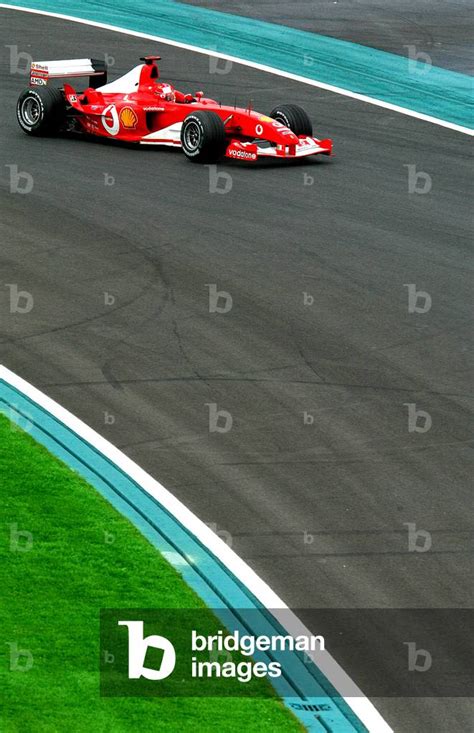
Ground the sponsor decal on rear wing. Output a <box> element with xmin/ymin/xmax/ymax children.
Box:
<box><xmin>30</xmin><ymin>59</ymin><xmax>107</xmax><ymax>88</ymax></box>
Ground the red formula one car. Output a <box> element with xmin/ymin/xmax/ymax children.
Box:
<box><xmin>16</xmin><ymin>55</ymin><xmax>332</xmax><ymax>163</ymax></box>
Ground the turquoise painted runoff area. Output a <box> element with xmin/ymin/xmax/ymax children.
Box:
<box><xmin>0</xmin><ymin>379</ymin><xmax>369</xmax><ymax>733</ymax></box>
<box><xmin>3</xmin><ymin>0</ymin><xmax>473</xmax><ymax>129</ymax></box>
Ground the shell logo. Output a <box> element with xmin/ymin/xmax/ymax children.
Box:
<box><xmin>119</xmin><ymin>106</ymin><xmax>138</xmax><ymax>129</ymax></box>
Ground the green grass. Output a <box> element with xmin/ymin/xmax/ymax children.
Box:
<box><xmin>0</xmin><ymin>413</ymin><xmax>302</xmax><ymax>732</ymax></box>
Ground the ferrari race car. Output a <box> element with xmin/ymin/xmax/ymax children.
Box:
<box><xmin>16</xmin><ymin>55</ymin><xmax>333</xmax><ymax>163</ymax></box>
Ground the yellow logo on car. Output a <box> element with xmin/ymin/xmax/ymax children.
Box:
<box><xmin>120</xmin><ymin>107</ymin><xmax>138</xmax><ymax>129</ymax></box>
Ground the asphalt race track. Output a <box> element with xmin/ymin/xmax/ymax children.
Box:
<box><xmin>184</xmin><ymin>0</ymin><xmax>474</xmax><ymax>73</ymax></box>
<box><xmin>1</xmin><ymin>8</ymin><xmax>472</xmax><ymax>733</ymax></box>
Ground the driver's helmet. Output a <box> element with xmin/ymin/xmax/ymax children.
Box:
<box><xmin>155</xmin><ymin>83</ymin><xmax>176</xmax><ymax>102</ymax></box>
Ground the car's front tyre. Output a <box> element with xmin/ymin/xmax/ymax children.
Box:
<box><xmin>269</xmin><ymin>104</ymin><xmax>313</xmax><ymax>137</ymax></box>
<box><xmin>180</xmin><ymin>111</ymin><xmax>227</xmax><ymax>163</ymax></box>
<box><xmin>17</xmin><ymin>87</ymin><xmax>66</xmax><ymax>136</ymax></box>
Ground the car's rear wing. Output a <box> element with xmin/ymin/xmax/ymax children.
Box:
<box><xmin>30</xmin><ymin>58</ymin><xmax>107</xmax><ymax>89</ymax></box>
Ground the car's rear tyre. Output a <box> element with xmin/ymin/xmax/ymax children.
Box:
<box><xmin>17</xmin><ymin>87</ymin><xmax>66</xmax><ymax>136</ymax></box>
<box><xmin>269</xmin><ymin>104</ymin><xmax>313</xmax><ymax>137</ymax></box>
<box><xmin>180</xmin><ymin>111</ymin><xmax>227</xmax><ymax>163</ymax></box>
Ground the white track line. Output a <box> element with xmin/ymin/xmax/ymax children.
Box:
<box><xmin>0</xmin><ymin>365</ymin><xmax>393</xmax><ymax>732</ymax></box>
<box><xmin>1</xmin><ymin>3</ymin><xmax>472</xmax><ymax>136</ymax></box>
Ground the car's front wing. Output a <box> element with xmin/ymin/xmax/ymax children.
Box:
<box><xmin>225</xmin><ymin>136</ymin><xmax>333</xmax><ymax>162</ymax></box>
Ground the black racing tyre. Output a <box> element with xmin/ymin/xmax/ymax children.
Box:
<box><xmin>180</xmin><ymin>111</ymin><xmax>227</xmax><ymax>163</ymax></box>
<box><xmin>269</xmin><ymin>104</ymin><xmax>313</xmax><ymax>137</ymax></box>
<box><xmin>16</xmin><ymin>87</ymin><xmax>66</xmax><ymax>136</ymax></box>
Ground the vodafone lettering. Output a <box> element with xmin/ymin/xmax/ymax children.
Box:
<box><xmin>228</xmin><ymin>149</ymin><xmax>257</xmax><ymax>161</ymax></box>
